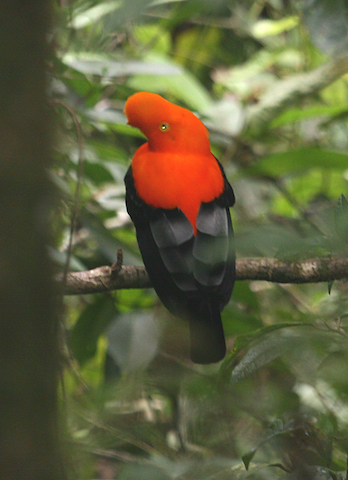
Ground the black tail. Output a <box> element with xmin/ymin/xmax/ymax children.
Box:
<box><xmin>188</xmin><ymin>297</ymin><xmax>226</xmax><ymax>364</ymax></box>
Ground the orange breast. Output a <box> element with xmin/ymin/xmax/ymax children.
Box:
<box><xmin>132</xmin><ymin>144</ymin><xmax>224</xmax><ymax>233</ymax></box>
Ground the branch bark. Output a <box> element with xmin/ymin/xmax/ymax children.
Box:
<box><xmin>59</xmin><ymin>256</ymin><xmax>348</xmax><ymax>295</ymax></box>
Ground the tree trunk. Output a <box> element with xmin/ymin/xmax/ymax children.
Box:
<box><xmin>0</xmin><ymin>2</ymin><xmax>65</xmax><ymax>479</ymax></box>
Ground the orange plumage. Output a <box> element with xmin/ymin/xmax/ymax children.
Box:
<box><xmin>125</xmin><ymin>92</ymin><xmax>224</xmax><ymax>232</ymax></box>
<box><xmin>124</xmin><ymin>92</ymin><xmax>235</xmax><ymax>364</ymax></box>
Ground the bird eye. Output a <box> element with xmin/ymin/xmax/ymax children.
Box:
<box><xmin>159</xmin><ymin>122</ymin><xmax>170</xmax><ymax>132</ymax></box>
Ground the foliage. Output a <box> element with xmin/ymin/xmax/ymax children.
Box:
<box><xmin>52</xmin><ymin>0</ymin><xmax>348</xmax><ymax>478</ymax></box>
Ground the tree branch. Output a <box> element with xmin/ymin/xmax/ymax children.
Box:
<box><xmin>246</xmin><ymin>52</ymin><xmax>348</xmax><ymax>136</ymax></box>
<box><xmin>59</xmin><ymin>256</ymin><xmax>348</xmax><ymax>295</ymax></box>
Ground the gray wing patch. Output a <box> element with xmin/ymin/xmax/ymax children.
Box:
<box><xmin>150</xmin><ymin>204</ymin><xmax>231</xmax><ymax>291</ymax></box>
<box><xmin>193</xmin><ymin>203</ymin><xmax>229</xmax><ymax>287</ymax></box>
<box><xmin>196</xmin><ymin>202</ymin><xmax>228</xmax><ymax>236</ymax></box>
<box><xmin>150</xmin><ymin>210</ymin><xmax>193</xmax><ymax>247</ymax></box>
<box><xmin>150</xmin><ymin>210</ymin><xmax>196</xmax><ymax>291</ymax></box>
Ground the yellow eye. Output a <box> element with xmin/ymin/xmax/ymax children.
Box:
<box><xmin>159</xmin><ymin>122</ymin><xmax>170</xmax><ymax>132</ymax></box>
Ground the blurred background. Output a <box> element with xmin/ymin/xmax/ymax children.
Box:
<box><xmin>52</xmin><ymin>1</ymin><xmax>348</xmax><ymax>478</ymax></box>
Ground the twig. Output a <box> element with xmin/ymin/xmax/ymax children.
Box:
<box><xmin>52</xmin><ymin>99</ymin><xmax>84</xmax><ymax>288</ymax></box>
<box><xmin>270</xmin><ymin>178</ymin><xmax>325</xmax><ymax>235</ymax></box>
<box><xmin>246</xmin><ymin>52</ymin><xmax>348</xmax><ymax>136</ymax></box>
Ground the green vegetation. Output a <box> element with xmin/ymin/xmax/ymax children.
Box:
<box><xmin>52</xmin><ymin>1</ymin><xmax>348</xmax><ymax>478</ymax></box>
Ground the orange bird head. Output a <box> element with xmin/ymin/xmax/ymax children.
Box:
<box><xmin>124</xmin><ymin>92</ymin><xmax>211</xmax><ymax>154</ymax></box>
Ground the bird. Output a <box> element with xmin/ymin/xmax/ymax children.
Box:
<box><xmin>124</xmin><ymin>91</ymin><xmax>235</xmax><ymax>364</ymax></box>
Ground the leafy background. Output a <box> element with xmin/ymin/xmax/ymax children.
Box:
<box><xmin>52</xmin><ymin>0</ymin><xmax>348</xmax><ymax>478</ymax></box>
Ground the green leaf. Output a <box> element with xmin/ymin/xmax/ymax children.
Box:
<box><xmin>83</xmin><ymin>162</ymin><xmax>114</xmax><ymax>185</ymax></box>
<box><xmin>236</xmin><ymin>224</ymin><xmax>327</xmax><ymax>258</ymax></box>
<box><xmin>271</xmin><ymin>104</ymin><xmax>348</xmax><ymax>128</ymax></box>
<box><xmin>62</xmin><ymin>53</ymin><xmax>181</xmax><ymax>78</ymax></box>
<box><xmin>103</xmin><ymin>0</ymin><xmax>155</xmax><ymax>30</ymax></box>
<box><xmin>328</xmin><ymin>280</ymin><xmax>334</xmax><ymax>294</ymax></box>
<box><xmin>242</xmin><ymin>419</ymin><xmax>306</xmax><ymax>470</ymax></box>
<box><xmin>241</xmin><ymin>449</ymin><xmax>256</xmax><ymax>470</ymax></box>
<box><xmin>271</xmin><ymin>169</ymin><xmax>346</xmax><ymax>220</ymax></box>
<box><xmin>213</xmin><ymin>49</ymin><xmax>278</xmax><ymax>97</ymax></box>
<box><xmin>334</xmin><ymin>194</ymin><xmax>348</xmax><ymax>242</ymax></box>
<box><xmin>133</xmin><ymin>24</ymin><xmax>172</xmax><ymax>54</ymax></box>
<box><xmin>88</xmin><ymin>139</ymin><xmax>128</xmax><ymax>164</ymax></box>
<box><xmin>69</xmin><ymin>1</ymin><xmax>121</xmax><ymax>29</ymax></box>
<box><xmin>218</xmin><ymin>323</ymin><xmax>308</xmax><ymax>386</ymax></box>
<box><xmin>81</xmin><ymin>211</ymin><xmax>140</xmax><ymax>266</ymax></box>
<box><xmin>70</xmin><ymin>295</ymin><xmax>116</xmax><ymax>365</ymax></box>
<box><xmin>247</xmin><ymin>148</ymin><xmax>348</xmax><ymax>177</ymax></box>
<box><xmin>252</xmin><ymin>16</ymin><xmax>299</xmax><ymax>39</ymax></box>
<box><xmin>106</xmin><ymin>312</ymin><xmax>160</xmax><ymax>374</ymax></box>
<box><xmin>48</xmin><ymin>246</ymin><xmax>86</xmax><ymax>272</ymax></box>
<box><xmin>229</xmin><ymin>330</ymin><xmax>303</xmax><ymax>385</ymax></box>
<box><xmin>174</xmin><ymin>27</ymin><xmax>221</xmax><ymax>73</ymax></box>
<box><xmin>127</xmin><ymin>53</ymin><xmax>213</xmax><ymax>111</ymax></box>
